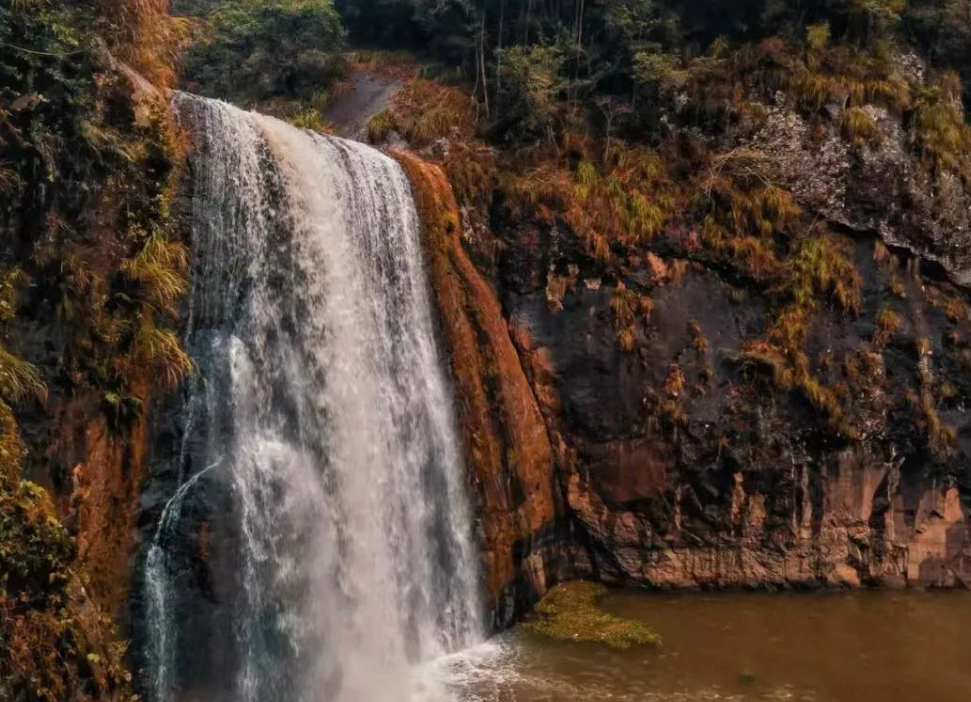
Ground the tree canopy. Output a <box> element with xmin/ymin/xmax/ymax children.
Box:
<box><xmin>182</xmin><ymin>0</ymin><xmax>347</xmax><ymax>102</ymax></box>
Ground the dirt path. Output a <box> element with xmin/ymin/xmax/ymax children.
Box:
<box><xmin>323</xmin><ymin>69</ymin><xmax>403</xmax><ymax>140</ymax></box>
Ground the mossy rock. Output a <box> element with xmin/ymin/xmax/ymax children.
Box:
<box><xmin>523</xmin><ymin>581</ymin><xmax>662</xmax><ymax>650</ymax></box>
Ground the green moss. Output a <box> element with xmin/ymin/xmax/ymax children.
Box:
<box><xmin>523</xmin><ymin>582</ymin><xmax>662</xmax><ymax>649</ymax></box>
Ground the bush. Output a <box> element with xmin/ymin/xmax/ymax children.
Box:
<box><xmin>497</xmin><ymin>44</ymin><xmax>565</xmax><ymax>142</ymax></box>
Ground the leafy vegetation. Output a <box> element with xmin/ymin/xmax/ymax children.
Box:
<box><xmin>180</xmin><ymin>0</ymin><xmax>348</xmax><ymax>105</ymax></box>
<box><xmin>2</xmin><ymin>0</ymin><xmax>191</xmax><ymax>418</ymax></box>
<box><xmin>1</xmin><ymin>0</ymin><xmax>190</xmax><ymax>697</ymax></box>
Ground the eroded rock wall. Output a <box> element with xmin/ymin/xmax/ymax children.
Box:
<box><xmin>392</xmin><ymin>152</ymin><xmax>579</xmax><ymax>625</ymax></box>
<box><xmin>392</xmin><ymin>130</ymin><xmax>971</xmax><ymax>629</ymax></box>
<box><xmin>497</xmin><ymin>212</ymin><xmax>971</xmax><ymax>597</ymax></box>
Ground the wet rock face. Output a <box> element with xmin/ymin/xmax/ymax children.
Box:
<box><xmin>341</xmin><ymin>63</ymin><xmax>971</xmax><ymax>619</ymax></box>
<box><xmin>392</xmin><ymin>153</ymin><xmax>579</xmax><ymax>628</ymax></box>
<box><xmin>389</xmin><ymin>154</ymin><xmax>971</xmax><ymax>618</ymax></box>
<box><xmin>494</xmin><ymin>215</ymin><xmax>971</xmax><ymax>596</ymax></box>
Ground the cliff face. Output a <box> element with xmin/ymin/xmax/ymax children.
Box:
<box><xmin>485</xmin><ymin>54</ymin><xmax>971</xmax><ymax>595</ymax></box>
<box><xmin>1</xmin><ymin>2</ymin><xmax>186</xmax><ymax>697</ymax></box>
<box><xmin>503</xmin><ymin>243</ymin><xmax>971</xmax><ymax>589</ymax></box>
<box><xmin>392</xmin><ymin>152</ymin><xmax>579</xmax><ymax>626</ymax></box>
<box><xmin>366</xmin><ymin>46</ymin><xmax>971</xmax><ymax>619</ymax></box>
<box><xmin>482</xmin><ymin>204</ymin><xmax>971</xmax><ymax>600</ymax></box>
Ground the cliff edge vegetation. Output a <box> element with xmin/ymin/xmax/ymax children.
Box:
<box><xmin>1</xmin><ymin>0</ymin><xmax>189</xmax><ymax>698</ymax></box>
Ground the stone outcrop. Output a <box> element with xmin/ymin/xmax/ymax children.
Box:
<box><xmin>566</xmin><ymin>449</ymin><xmax>970</xmax><ymax>589</ymax></box>
<box><xmin>741</xmin><ymin>80</ymin><xmax>971</xmax><ymax>286</ymax></box>
<box><xmin>322</xmin><ymin>69</ymin><xmax>403</xmax><ymax>141</ymax></box>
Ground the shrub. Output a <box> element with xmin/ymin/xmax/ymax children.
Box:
<box><xmin>497</xmin><ymin>44</ymin><xmax>565</xmax><ymax>142</ymax></box>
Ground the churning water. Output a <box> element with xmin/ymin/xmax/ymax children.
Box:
<box><xmin>142</xmin><ymin>93</ymin><xmax>482</xmax><ymax>702</ymax></box>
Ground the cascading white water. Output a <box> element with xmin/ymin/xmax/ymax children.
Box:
<box><xmin>142</xmin><ymin>93</ymin><xmax>482</xmax><ymax>702</ymax></box>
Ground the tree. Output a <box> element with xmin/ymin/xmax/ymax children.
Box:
<box><xmin>907</xmin><ymin>0</ymin><xmax>971</xmax><ymax>109</ymax></box>
<box><xmin>843</xmin><ymin>0</ymin><xmax>907</xmax><ymax>43</ymax></box>
<box><xmin>595</xmin><ymin>95</ymin><xmax>633</xmax><ymax>160</ymax></box>
<box><xmin>182</xmin><ymin>0</ymin><xmax>347</xmax><ymax>102</ymax></box>
<box><xmin>497</xmin><ymin>44</ymin><xmax>565</xmax><ymax>141</ymax></box>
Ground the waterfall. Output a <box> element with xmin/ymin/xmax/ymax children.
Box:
<box><xmin>142</xmin><ymin>93</ymin><xmax>482</xmax><ymax>702</ymax></box>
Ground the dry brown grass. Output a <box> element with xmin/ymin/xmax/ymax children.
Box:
<box><xmin>98</xmin><ymin>0</ymin><xmax>187</xmax><ymax>88</ymax></box>
<box><xmin>390</xmin><ymin>79</ymin><xmax>478</xmax><ymax>147</ymax></box>
<box><xmin>874</xmin><ymin>306</ymin><xmax>902</xmax><ymax>345</ymax></box>
<box><xmin>910</xmin><ymin>73</ymin><xmax>971</xmax><ymax>179</ymax></box>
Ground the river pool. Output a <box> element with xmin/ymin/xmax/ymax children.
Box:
<box><xmin>433</xmin><ymin>589</ymin><xmax>971</xmax><ymax>702</ymax></box>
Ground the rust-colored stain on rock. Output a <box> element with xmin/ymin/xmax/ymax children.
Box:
<box><xmin>392</xmin><ymin>151</ymin><xmax>557</xmax><ymax>605</ymax></box>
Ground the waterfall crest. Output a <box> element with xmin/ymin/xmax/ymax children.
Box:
<box><xmin>143</xmin><ymin>93</ymin><xmax>482</xmax><ymax>702</ymax></box>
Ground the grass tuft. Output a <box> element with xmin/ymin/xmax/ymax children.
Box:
<box><xmin>0</xmin><ymin>344</ymin><xmax>46</xmax><ymax>405</ymax></box>
<box><xmin>132</xmin><ymin>324</ymin><xmax>193</xmax><ymax>389</ymax></box>
<box><xmin>366</xmin><ymin>110</ymin><xmax>395</xmax><ymax>144</ymax></box>
<box><xmin>122</xmin><ymin>232</ymin><xmax>189</xmax><ymax>318</ymax></box>
<box><xmin>841</xmin><ymin>107</ymin><xmax>880</xmax><ymax>147</ymax></box>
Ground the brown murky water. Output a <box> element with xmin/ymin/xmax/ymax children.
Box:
<box><xmin>440</xmin><ymin>590</ymin><xmax>971</xmax><ymax>702</ymax></box>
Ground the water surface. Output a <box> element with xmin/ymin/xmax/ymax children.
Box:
<box><xmin>441</xmin><ymin>590</ymin><xmax>971</xmax><ymax>702</ymax></box>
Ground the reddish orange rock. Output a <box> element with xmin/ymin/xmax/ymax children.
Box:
<box><xmin>392</xmin><ymin>150</ymin><xmax>557</xmax><ymax>610</ymax></box>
